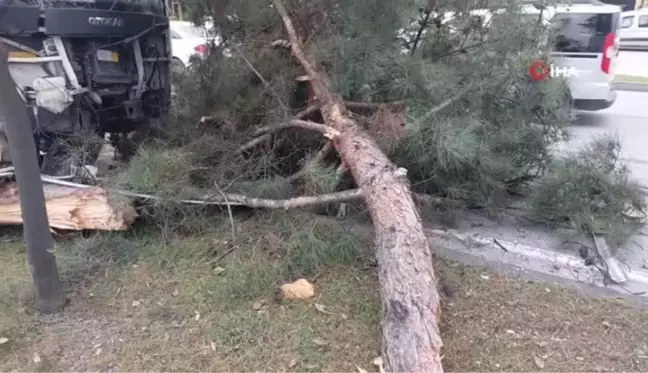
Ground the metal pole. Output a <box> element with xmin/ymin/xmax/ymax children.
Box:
<box><xmin>0</xmin><ymin>44</ymin><xmax>65</xmax><ymax>313</ymax></box>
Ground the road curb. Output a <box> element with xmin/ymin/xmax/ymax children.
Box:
<box><xmin>615</xmin><ymin>74</ymin><xmax>648</xmax><ymax>83</ymax></box>
<box><xmin>427</xmin><ymin>227</ymin><xmax>648</xmax><ymax>301</ymax></box>
<box><xmin>614</xmin><ymin>81</ymin><xmax>648</xmax><ymax>92</ymax></box>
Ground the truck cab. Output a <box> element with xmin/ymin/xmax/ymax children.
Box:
<box><xmin>0</xmin><ymin>0</ymin><xmax>172</xmax><ymax>172</ymax></box>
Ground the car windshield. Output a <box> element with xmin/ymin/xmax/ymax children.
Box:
<box><xmin>551</xmin><ymin>12</ymin><xmax>618</xmax><ymax>53</ymax></box>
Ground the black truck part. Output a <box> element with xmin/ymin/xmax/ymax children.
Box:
<box><xmin>0</xmin><ymin>0</ymin><xmax>172</xmax><ymax>173</ymax></box>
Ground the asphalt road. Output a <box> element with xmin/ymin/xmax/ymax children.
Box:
<box><xmin>565</xmin><ymin>51</ymin><xmax>648</xmax><ymax>188</ymax></box>
<box><xmin>566</xmin><ymin>91</ymin><xmax>648</xmax><ymax>185</ymax></box>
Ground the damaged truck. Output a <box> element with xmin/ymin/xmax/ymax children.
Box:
<box><xmin>0</xmin><ymin>0</ymin><xmax>172</xmax><ymax>175</ymax></box>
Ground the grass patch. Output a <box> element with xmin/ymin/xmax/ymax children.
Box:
<box><xmin>2</xmin><ymin>214</ymin><xmax>648</xmax><ymax>372</ymax></box>
<box><xmin>438</xmin><ymin>259</ymin><xmax>648</xmax><ymax>371</ymax></box>
<box><xmin>0</xmin><ymin>239</ymin><xmax>39</xmax><ymax>343</ymax></box>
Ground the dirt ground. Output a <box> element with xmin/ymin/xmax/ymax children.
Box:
<box><xmin>1</xmin><ymin>213</ymin><xmax>648</xmax><ymax>372</ymax></box>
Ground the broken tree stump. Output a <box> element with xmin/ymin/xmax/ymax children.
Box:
<box><xmin>0</xmin><ymin>182</ymin><xmax>137</xmax><ymax>231</ymax></box>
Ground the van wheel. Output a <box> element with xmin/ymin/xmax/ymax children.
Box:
<box><xmin>171</xmin><ymin>58</ymin><xmax>186</xmax><ymax>74</ymax></box>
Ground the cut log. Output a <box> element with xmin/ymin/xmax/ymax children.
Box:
<box><xmin>271</xmin><ymin>1</ymin><xmax>444</xmax><ymax>372</ymax></box>
<box><xmin>0</xmin><ymin>182</ymin><xmax>137</xmax><ymax>230</ymax></box>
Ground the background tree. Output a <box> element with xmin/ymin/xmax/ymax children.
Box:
<box><xmin>150</xmin><ymin>0</ymin><xmax>571</xmax><ymax>207</ymax></box>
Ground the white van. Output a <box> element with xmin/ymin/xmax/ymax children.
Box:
<box><xmin>401</xmin><ymin>2</ymin><xmax>621</xmax><ymax>111</ymax></box>
<box><xmin>547</xmin><ymin>3</ymin><xmax>622</xmax><ymax>111</ymax></box>
<box><xmin>437</xmin><ymin>2</ymin><xmax>622</xmax><ymax>111</ymax></box>
<box><xmin>517</xmin><ymin>2</ymin><xmax>622</xmax><ymax>111</ymax></box>
<box><xmin>619</xmin><ymin>8</ymin><xmax>648</xmax><ymax>50</ymax></box>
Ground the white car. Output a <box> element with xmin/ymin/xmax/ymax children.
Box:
<box><xmin>169</xmin><ymin>21</ymin><xmax>213</xmax><ymax>71</ymax></box>
<box><xmin>619</xmin><ymin>9</ymin><xmax>648</xmax><ymax>50</ymax></box>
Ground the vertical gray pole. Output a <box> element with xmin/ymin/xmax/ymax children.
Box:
<box><xmin>0</xmin><ymin>45</ymin><xmax>65</xmax><ymax>313</ymax></box>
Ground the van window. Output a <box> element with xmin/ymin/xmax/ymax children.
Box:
<box><xmin>639</xmin><ymin>15</ymin><xmax>648</xmax><ymax>28</ymax></box>
<box><xmin>551</xmin><ymin>12</ymin><xmax>619</xmax><ymax>53</ymax></box>
<box><xmin>621</xmin><ymin>15</ymin><xmax>634</xmax><ymax>28</ymax></box>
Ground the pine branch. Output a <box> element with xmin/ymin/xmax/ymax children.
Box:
<box><xmin>41</xmin><ymin>175</ymin><xmax>362</xmax><ymax>209</ymax></box>
<box><xmin>287</xmin><ymin>141</ymin><xmax>334</xmax><ymax>182</ymax></box>
<box><xmin>345</xmin><ymin>101</ymin><xmax>407</xmax><ymax>110</ymax></box>
<box><xmin>230</xmin><ymin>42</ymin><xmax>290</xmax><ymax>111</ymax></box>
<box><xmin>271</xmin><ymin>0</ymin><xmax>320</xmax><ymax>81</ymax></box>
<box><xmin>254</xmin><ymin>119</ymin><xmax>339</xmax><ymax>138</ymax></box>
<box><xmin>410</xmin><ymin>8</ymin><xmax>432</xmax><ymax>56</ymax></box>
<box><xmin>422</xmin><ymin>84</ymin><xmax>473</xmax><ymax>118</ymax></box>
<box><xmin>41</xmin><ymin>175</ymin><xmax>444</xmax><ymax>210</ymax></box>
<box><xmin>295</xmin><ymin>104</ymin><xmax>321</xmax><ymax>118</ymax></box>
<box><xmin>238</xmin><ymin>115</ymin><xmax>333</xmax><ymax>153</ymax></box>
<box><xmin>334</xmin><ymin>161</ymin><xmax>348</xmax><ymax>184</ymax></box>
<box><xmin>238</xmin><ymin>133</ymin><xmax>272</xmax><ymax>153</ymax></box>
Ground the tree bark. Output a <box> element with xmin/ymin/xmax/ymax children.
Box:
<box><xmin>271</xmin><ymin>1</ymin><xmax>444</xmax><ymax>371</ymax></box>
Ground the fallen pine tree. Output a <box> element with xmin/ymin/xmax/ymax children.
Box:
<box><xmin>100</xmin><ymin>0</ymin><xmax>572</xmax><ymax>369</ymax></box>
<box><xmin>1</xmin><ymin>0</ymin><xmax>647</xmax><ymax>370</ymax></box>
<box><xmin>267</xmin><ymin>1</ymin><xmax>444</xmax><ymax>370</ymax></box>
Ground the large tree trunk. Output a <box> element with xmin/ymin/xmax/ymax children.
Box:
<box><xmin>271</xmin><ymin>2</ymin><xmax>444</xmax><ymax>371</ymax></box>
